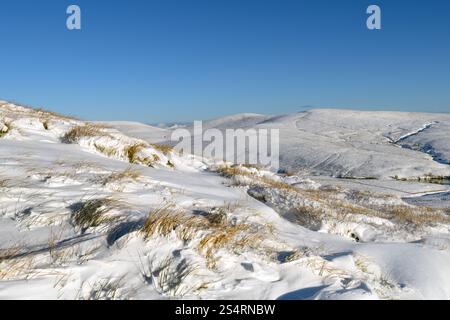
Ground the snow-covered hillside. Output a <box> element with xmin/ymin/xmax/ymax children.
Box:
<box><xmin>1</xmin><ymin>101</ymin><xmax>450</xmax><ymax>300</ymax></box>
<box><xmin>170</xmin><ymin>109</ymin><xmax>450</xmax><ymax>179</ymax></box>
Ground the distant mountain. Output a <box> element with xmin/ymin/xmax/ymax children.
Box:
<box><xmin>110</xmin><ymin>109</ymin><xmax>450</xmax><ymax>179</ymax></box>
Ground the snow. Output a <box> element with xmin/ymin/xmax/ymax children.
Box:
<box><xmin>1</xmin><ymin>101</ymin><xmax>450</xmax><ymax>300</ymax></box>
<box><xmin>99</xmin><ymin>121</ymin><xmax>171</xmax><ymax>144</ymax></box>
<box><xmin>147</xmin><ymin>109</ymin><xmax>450</xmax><ymax>179</ymax></box>
<box><xmin>398</xmin><ymin>120</ymin><xmax>450</xmax><ymax>165</ymax></box>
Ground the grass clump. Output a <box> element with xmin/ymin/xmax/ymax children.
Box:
<box><xmin>31</xmin><ymin>106</ymin><xmax>79</xmax><ymax>121</ymax></box>
<box><xmin>217</xmin><ymin>164</ymin><xmax>300</xmax><ymax>193</ymax></box>
<box><xmin>290</xmin><ymin>205</ymin><xmax>324</xmax><ymax>231</ymax></box>
<box><xmin>393</xmin><ymin>174</ymin><xmax>450</xmax><ymax>185</ymax></box>
<box><xmin>386</xmin><ymin>205</ymin><xmax>450</xmax><ymax>226</ymax></box>
<box><xmin>0</xmin><ymin>244</ymin><xmax>38</xmax><ymax>281</ymax></box>
<box><xmin>216</xmin><ymin>165</ymin><xmax>252</xmax><ymax>179</ymax></box>
<box><xmin>0</xmin><ymin>121</ymin><xmax>11</xmax><ymax>138</ymax></box>
<box><xmin>217</xmin><ymin>164</ymin><xmax>450</xmax><ymax>232</ymax></box>
<box><xmin>196</xmin><ymin>223</ymin><xmax>255</xmax><ymax>268</ymax></box>
<box><xmin>41</xmin><ymin>119</ymin><xmax>50</xmax><ymax>130</ymax></box>
<box><xmin>94</xmin><ymin>143</ymin><xmax>118</xmax><ymax>157</ymax></box>
<box><xmin>139</xmin><ymin>254</ymin><xmax>204</xmax><ymax>297</ymax></box>
<box><xmin>0</xmin><ymin>245</ymin><xmax>23</xmax><ymax>264</ymax></box>
<box><xmin>151</xmin><ymin>143</ymin><xmax>173</xmax><ymax>155</ymax></box>
<box><xmin>125</xmin><ymin>143</ymin><xmax>160</xmax><ymax>167</ymax></box>
<box><xmin>0</xmin><ymin>177</ymin><xmax>9</xmax><ymax>189</ymax></box>
<box><xmin>71</xmin><ymin>198</ymin><xmax>119</xmax><ymax>233</ymax></box>
<box><xmin>141</xmin><ymin>204</ymin><xmax>264</xmax><ymax>269</ymax></box>
<box><xmin>141</xmin><ymin>205</ymin><xmax>209</xmax><ymax>242</ymax></box>
<box><xmin>126</xmin><ymin>143</ymin><xmax>146</xmax><ymax>163</ymax></box>
<box><xmin>100</xmin><ymin>167</ymin><xmax>141</xmax><ymax>186</ymax></box>
<box><xmin>77</xmin><ymin>276</ymin><xmax>128</xmax><ymax>300</ymax></box>
<box><xmin>62</xmin><ymin>124</ymin><xmax>109</xmax><ymax>143</ymax></box>
<box><xmin>418</xmin><ymin>174</ymin><xmax>450</xmax><ymax>185</ymax></box>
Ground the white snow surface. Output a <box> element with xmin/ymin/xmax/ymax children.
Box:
<box><xmin>122</xmin><ymin>109</ymin><xmax>450</xmax><ymax>179</ymax></box>
<box><xmin>1</xmin><ymin>101</ymin><xmax>450</xmax><ymax>300</ymax></box>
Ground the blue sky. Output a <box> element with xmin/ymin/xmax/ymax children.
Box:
<box><xmin>0</xmin><ymin>0</ymin><xmax>449</xmax><ymax>122</ymax></box>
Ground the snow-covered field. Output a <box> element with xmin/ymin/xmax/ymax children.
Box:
<box><xmin>1</xmin><ymin>101</ymin><xmax>450</xmax><ymax>300</ymax></box>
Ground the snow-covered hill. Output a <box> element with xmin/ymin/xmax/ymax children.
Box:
<box><xmin>153</xmin><ymin>109</ymin><xmax>450</xmax><ymax>179</ymax></box>
<box><xmin>1</xmin><ymin>101</ymin><xmax>450</xmax><ymax>300</ymax></box>
<box><xmin>100</xmin><ymin>121</ymin><xmax>171</xmax><ymax>144</ymax></box>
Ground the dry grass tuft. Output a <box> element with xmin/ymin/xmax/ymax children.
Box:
<box><xmin>141</xmin><ymin>205</ymin><xmax>209</xmax><ymax>242</ymax></box>
<box><xmin>150</xmin><ymin>143</ymin><xmax>173</xmax><ymax>155</ymax></box>
<box><xmin>126</xmin><ymin>143</ymin><xmax>147</xmax><ymax>163</ymax></box>
<box><xmin>216</xmin><ymin>164</ymin><xmax>299</xmax><ymax>192</ymax></box>
<box><xmin>99</xmin><ymin>167</ymin><xmax>141</xmax><ymax>186</ymax></box>
<box><xmin>196</xmin><ymin>224</ymin><xmax>257</xmax><ymax>269</ymax></box>
<box><xmin>0</xmin><ymin>245</ymin><xmax>23</xmax><ymax>264</ymax></box>
<box><xmin>217</xmin><ymin>164</ymin><xmax>450</xmax><ymax>230</ymax></box>
<box><xmin>216</xmin><ymin>165</ymin><xmax>251</xmax><ymax>179</ymax></box>
<box><xmin>71</xmin><ymin>198</ymin><xmax>120</xmax><ymax>232</ymax></box>
<box><xmin>386</xmin><ymin>205</ymin><xmax>450</xmax><ymax>226</ymax></box>
<box><xmin>141</xmin><ymin>203</ymin><xmax>265</xmax><ymax>269</ymax></box>
<box><xmin>77</xmin><ymin>276</ymin><xmax>128</xmax><ymax>300</ymax></box>
<box><xmin>41</xmin><ymin>118</ymin><xmax>50</xmax><ymax>130</ymax></box>
<box><xmin>139</xmin><ymin>254</ymin><xmax>203</xmax><ymax>297</ymax></box>
<box><xmin>0</xmin><ymin>244</ymin><xmax>37</xmax><ymax>280</ymax></box>
<box><xmin>0</xmin><ymin>177</ymin><xmax>9</xmax><ymax>189</ymax></box>
<box><xmin>62</xmin><ymin>124</ymin><xmax>109</xmax><ymax>143</ymax></box>
<box><xmin>31</xmin><ymin>106</ymin><xmax>79</xmax><ymax>121</ymax></box>
<box><xmin>0</xmin><ymin>121</ymin><xmax>12</xmax><ymax>138</ymax></box>
<box><xmin>290</xmin><ymin>205</ymin><xmax>324</xmax><ymax>231</ymax></box>
<box><xmin>94</xmin><ymin>144</ymin><xmax>118</xmax><ymax>157</ymax></box>
<box><xmin>125</xmin><ymin>143</ymin><xmax>160</xmax><ymax>167</ymax></box>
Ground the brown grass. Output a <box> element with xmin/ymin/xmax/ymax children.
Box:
<box><xmin>196</xmin><ymin>224</ymin><xmax>256</xmax><ymax>268</ymax></box>
<box><xmin>100</xmin><ymin>167</ymin><xmax>141</xmax><ymax>185</ymax></box>
<box><xmin>216</xmin><ymin>164</ymin><xmax>450</xmax><ymax>229</ymax></box>
<box><xmin>141</xmin><ymin>205</ymin><xmax>209</xmax><ymax>242</ymax></box>
<box><xmin>1</xmin><ymin>100</ymin><xmax>79</xmax><ymax>120</ymax></box>
<box><xmin>71</xmin><ymin>198</ymin><xmax>120</xmax><ymax>232</ymax></box>
<box><xmin>125</xmin><ymin>143</ymin><xmax>160</xmax><ymax>167</ymax></box>
<box><xmin>0</xmin><ymin>121</ymin><xmax>11</xmax><ymax>138</ymax></box>
<box><xmin>0</xmin><ymin>244</ymin><xmax>37</xmax><ymax>280</ymax></box>
<box><xmin>94</xmin><ymin>143</ymin><xmax>118</xmax><ymax>157</ymax></box>
<box><xmin>126</xmin><ymin>143</ymin><xmax>146</xmax><ymax>163</ymax></box>
<box><xmin>41</xmin><ymin>119</ymin><xmax>50</xmax><ymax>130</ymax></box>
<box><xmin>386</xmin><ymin>205</ymin><xmax>450</xmax><ymax>226</ymax></box>
<box><xmin>394</xmin><ymin>174</ymin><xmax>450</xmax><ymax>185</ymax></box>
<box><xmin>46</xmin><ymin>228</ymin><xmax>77</xmax><ymax>266</ymax></box>
<box><xmin>0</xmin><ymin>245</ymin><xmax>23</xmax><ymax>263</ymax></box>
<box><xmin>141</xmin><ymin>204</ymin><xmax>265</xmax><ymax>269</ymax></box>
<box><xmin>62</xmin><ymin>124</ymin><xmax>109</xmax><ymax>143</ymax></box>
<box><xmin>150</xmin><ymin>143</ymin><xmax>173</xmax><ymax>155</ymax></box>
<box><xmin>31</xmin><ymin>107</ymin><xmax>79</xmax><ymax>121</ymax></box>
<box><xmin>216</xmin><ymin>165</ymin><xmax>252</xmax><ymax>179</ymax></box>
<box><xmin>0</xmin><ymin>177</ymin><xmax>9</xmax><ymax>188</ymax></box>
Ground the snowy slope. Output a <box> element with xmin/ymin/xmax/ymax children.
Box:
<box><xmin>102</xmin><ymin>121</ymin><xmax>171</xmax><ymax>144</ymax></box>
<box><xmin>1</xmin><ymin>101</ymin><xmax>450</xmax><ymax>300</ymax></box>
<box><xmin>113</xmin><ymin>109</ymin><xmax>450</xmax><ymax>179</ymax></box>
<box><xmin>397</xmin><ymin>120</ymin><xmax>450</xmax><ymax>165</ymax></box>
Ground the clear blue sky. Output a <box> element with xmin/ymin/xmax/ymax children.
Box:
<box><xmin>0</xmin><ymin>0</ymin><xmax>449</xmax><ymax>122</ymax></box>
